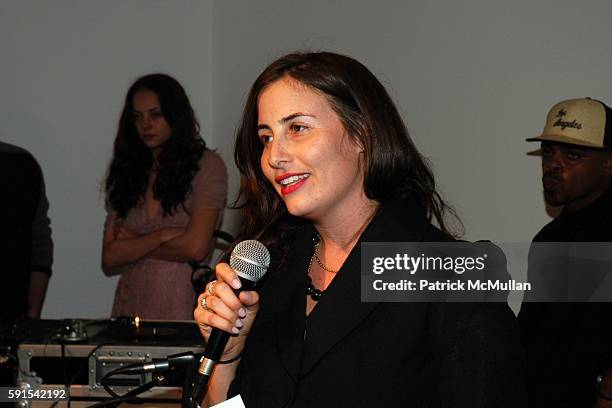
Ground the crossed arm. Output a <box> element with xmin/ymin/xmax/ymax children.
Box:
<box><xmin>101</xmin><ymin>207</ymin><xmax>220</xmax><ymax>275</ymax></box>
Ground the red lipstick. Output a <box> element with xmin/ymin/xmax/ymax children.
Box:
<box><xmin>276</xmin><ymin>173</ymin><xmax>309</xmax><ymax>196</ymax></box>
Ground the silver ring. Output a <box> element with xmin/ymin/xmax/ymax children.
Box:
<box><xmin>200</xmin><ymin>297</ymin><xmax>208</xmax><ymax>310</ymax></box>
<box><xmin>207</xmin><ymin>280</ymin><xmax>217</xmax><ymax>296</ymax></box>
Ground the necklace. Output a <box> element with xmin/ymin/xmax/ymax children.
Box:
<box><xmin>312</xmin><ymin>236</ymin><xmax>338</xmax><ymax>274</ymax></box>
<box><xmin>306</xmin><ymin>235</ymin><xmax>327</xmax><ymax>301</ymax></box>
<box><xmin>306</xmin><ymin>276</ymin><xmax>323</xmax><ymax>301</ymax></box>
<box><xmin>305</xmin><ymin>208</ymin><xmax>378</xmax><ymax>302</ymax></box>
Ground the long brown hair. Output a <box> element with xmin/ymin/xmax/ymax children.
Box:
<box><xmin>106</xmin><ymin>73</ymin><xmax>205</xmax><ymax>217</ymax></box>
<box><xmin>234</xmin><ymin>52</ymin><xmax>460</xmax><ymax>245</ymax></box>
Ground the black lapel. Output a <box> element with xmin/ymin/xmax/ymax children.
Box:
<box><xmin>272</xmin><ymin>225</ymin><xmax>314</xmax><ymax>382</ymax></box>
<box><xmin>299</xmin><ymin>197</ymin><xmax>433</xmax><ymax>376</ymax></box>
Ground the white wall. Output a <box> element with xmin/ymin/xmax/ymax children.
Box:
<box><xmin>1</xmin><ymin>0</ymin><xmax>611</xmax><ymax>318</ymax></box>
<box><xmin>211</xmin><ymin>0</ymin><xmax>612</xmax><ymax>241</ymax></box>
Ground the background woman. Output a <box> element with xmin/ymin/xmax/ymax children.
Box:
<box><xmin>194</xmin><ymin>53</ymin><xmax>524</xmax><ymax>406</ymax></box>
<box><xmin>102</xmin><ymin>73</ymin><xmax>227</xmax><ymax>320</ymax></box>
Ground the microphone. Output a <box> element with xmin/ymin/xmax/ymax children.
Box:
<box><xmin>116</xmin><ymin>351</ymin><xmax>195</xmax><ymax>374</ymax></box>
<box><xmin>187</xmin><ymin>240</ymin><xmax>270</xmax><ymax>408</ymax></box>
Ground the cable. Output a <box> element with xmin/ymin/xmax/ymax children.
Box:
<box><xmin>86</xmin><ymin>374</ymin><xmax>167</xmax><ymax>408</ymax></box>
<box><xmin>48</xmin><ymin>343</ymin><xmax>111</xmax><ymax>408</ymax></box>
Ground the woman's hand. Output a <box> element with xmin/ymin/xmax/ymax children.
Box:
<box><xmin>116</xmin><ymin>225</ymin><xmax>139</xmax><ymax>240</ymax></box>
<box><xmin>102</xmin><ymin>217</ymin><xmax>187</xmax><ymax>272</ymax></box>
<box><xmin>115</xmin><ymin>225</ymin><xmax>184</xmax><ymax>243</ymax></box>
<box><xmin>158</xmin><ymin>227</ymin><xmax>186</xmax><ymax>243</ymax></box>
<box><xmin>194</xmin><ymin>262</ymin><xmax>260</xmax><ymax>360</ymax></box>
<box><xmin>148</xmin><ymin>208</ymin><xmax>219</xmax><ymax>262</ymax></box>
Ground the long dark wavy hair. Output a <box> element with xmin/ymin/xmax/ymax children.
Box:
<box><xmin>234</xmin><ymin>52</ymin><xmax>461</xmax><ymax>247</ymax></box>
<box><xmin>106</xmin><ymin>73</ymin><xmax>206</xmax><ymax>218</ymax></box>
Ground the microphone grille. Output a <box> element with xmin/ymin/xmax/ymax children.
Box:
<box><xmin>230</xmin><ymin>240</ymin><xmax>270</xmax><ymax>283</ymax></box>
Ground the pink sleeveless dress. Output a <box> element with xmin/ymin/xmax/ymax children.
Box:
<box><xmin>103</xmin><ymin>150</ymin><xmax>227</xmax><ymax>320</ymax></box>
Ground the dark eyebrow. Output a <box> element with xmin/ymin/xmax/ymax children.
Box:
<box><xmin>257</xmin><ymin>112</ymin><xmax>315</xmax><ymax>131</ymax></box>
<box><xmin>133</xmin><ymin>107</ymin><xmax>161</xmax><ymax>115</ymax></box>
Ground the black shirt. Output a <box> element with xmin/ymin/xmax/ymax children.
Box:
<box><xmin>519</xmin><ymin>189</ymin><xmax>612</xmax><ymax>407</ymax></box>
<box><xmin>0</xmin><ymin>142</ymin><xmax>53</xmax><ymax>318</ymax></box>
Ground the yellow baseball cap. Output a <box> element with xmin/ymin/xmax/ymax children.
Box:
<box><xmin>527</xmin><ymin>98</ymin><xmax>612</xmax><ymax>149</ymax></box>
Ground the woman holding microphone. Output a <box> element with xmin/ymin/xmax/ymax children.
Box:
<box><xmin>194</xmin><ymin>52</ymin><xmax>524</xmax><ymax>407</ymax></box>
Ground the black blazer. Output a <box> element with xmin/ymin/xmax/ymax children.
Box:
<box><xmin>228</xmin><ymin>198</ymin><xmax>526</xmax><ymax>407</ymax></box>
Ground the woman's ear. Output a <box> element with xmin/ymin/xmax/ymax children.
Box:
<box><xmin>351</xmin><ymin>131</ymin><xmax>366</xmax><ymax>154</ymax></box>
<box><xmin>343</xmin><ymin>130</ymin><xmax>365</xmax><ymax>155</ymax></box>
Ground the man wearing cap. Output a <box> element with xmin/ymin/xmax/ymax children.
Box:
<box><xmin>520</xmin><ymin>98</ymin><xmax>612</xmax><ymax>407</ymax></box>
